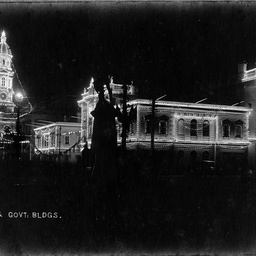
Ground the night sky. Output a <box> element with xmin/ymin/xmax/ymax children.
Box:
<box><xmin>1</xmin><ymin>1</ymin><xmax>256</xmax><ymax>114</ymax></box>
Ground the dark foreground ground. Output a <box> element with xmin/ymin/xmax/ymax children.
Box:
<box><xmin>0</xmin><ymin>160</ymin><xmax>255</xmax><ymax>255</ymax></box>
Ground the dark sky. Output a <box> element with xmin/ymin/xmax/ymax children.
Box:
<box><xmin>1</xmin><ymin>1</ymin><xmax>256</xmax><ymax>113</ymax></box>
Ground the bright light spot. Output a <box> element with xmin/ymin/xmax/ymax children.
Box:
<box><xmin>15</xmin><ymin>92</ymin><xmax>23</xmax><ymax>102</ymax></box>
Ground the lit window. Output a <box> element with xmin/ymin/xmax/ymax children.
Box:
<box><xmin>159</xmin><ymin>120</ymin><xmax>167</xmax><ymax>135</ymax></box>
<box><xmin>144</xmin><ymin>115</ymin><xmax>152</xmax><ymax>134</ymax></box>
<box><xmin>88</xmin><ymin>126</ymin><xmax>93</xmax><ymax>138</ymax></box>
<box><xmin>1</xmin><ymin>77</ymin><xmax>5</xmax><ymax>87</ymax></box>
<box><xmin>145</xmin><ymin>119</ymin><xmax>151</xmax><ymax>134</ymax></box>
<box><xmin>178</xmin><ymin>119</ymin><xmax>185</xmax><ymax>135</ymax></box>
<box><xmin>223</xmin><ymin>124</ymin><xmax>230</xmax><ymax>137</ymax></box>
<box><xmin>158</xmin><ymin>115</ymin><xmax>168</xmax><ymax>135</ymax></box>
<box><xmin>50</xmin><ymin>132</ymin><xmax>55</xmax><ymax>147</ymax></box>
<box><xmin>36</xmin><ymin>135</ymin><xmax>41</xmax><ymax>148</ymax></box>
<box><xmin>65</xmin><ymin>135</ymin><xmax>70</xmax><ymax>145</ymax></box>
<box><xmin>222</xmin><ymin>119</ymin><xmax>231</xmax><ymax>138</ymax></box>
<box><xmin>130</xmin><ymin>121</ymin><xmax>135</xmax><ymax>135</ymax></box>
<box><xmin>203</xmin><ymin>120</ymin><xmax>210</xmax><ymax>137</ymax></box>
<box><xmin>44</xmin><ymin>135</ymin><xmax>49</xmax><ymax>148</ymax></box>
<box><xmin>88</xmin><ymin>118</ymin><xmax>93</xmax><ymax>138</ymax></box>
<box><xmin>190</xmin><ymin>119</ymin><xmax>197</xmax><ymax>136</ymax></box>
<box><xmin>234</xmin><ymin>120</ymin><xmax>243</xmax><ymax>138</ymax></box>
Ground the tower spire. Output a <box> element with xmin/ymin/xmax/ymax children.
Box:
<box><xmin>1</xmin><ymin>31</ymin><xmax>6</xmax><ymax>43</ymax></box>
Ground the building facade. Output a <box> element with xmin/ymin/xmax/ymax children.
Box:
<box><xmin>125</xmin><ymin>99</ymin><xmax>250</xmax><ymax>174</ymax></box>
<box><xmin>234</xmin><ymin>62</ymin><xmax>256</xmax><ymax>170</ymax></box>
<box><xmin>78</xmin><ymin>79</ymin><xmax>251</xmax><ymax>174</ymax></box>
<box><xmin>77</xmin><ymin>77</ymin><xmax>136</xmax><ymax>149</ymax></box>
<box><xmin>34</xmin><ymin>122</ymin><xmax>81</xmax><ymax>163</ymax></box>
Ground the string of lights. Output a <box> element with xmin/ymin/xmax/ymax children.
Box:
<box><xmin>33</xmin><ymin>135</ymin><xmax>85</xmax><ymax>157</ymax></box>
<box><xmin>174</xmin><ymin>117</ymin><xmax>246</xmax><ymax>132</ymax></box>
<box><xmin>175</xmin><ymin>120</ymin><xmax>213</xmax><ymax>131</ymax></box>
<box><xmin>34</xmin><ymin>127</ymin><xmax>55</xmax><ymax>135</ymax></box>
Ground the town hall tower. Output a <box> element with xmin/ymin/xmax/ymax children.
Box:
<box><xmin>0</xmin><ymin>31</ymin><xmax>15</xmax><ymax>113</ymax></box>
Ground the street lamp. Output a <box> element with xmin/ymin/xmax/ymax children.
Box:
<box><xmin>14</xmin><ymin>92</ymin><xmax>23</xmax><ymax>160</ymax></box>
<box><xmin>15</xmin><ymin>92</ymin><xmax>24</xmax><ymax>103</ymax></box>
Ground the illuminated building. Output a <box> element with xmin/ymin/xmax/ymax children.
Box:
<box><xmin>126</xmin><ymin>99</ymin><xmax>250</xmax><ymax>174</ymax></box>
<box><xmin>78</xmin><ymin>79</ymin><xmax>251</xmax><ymax>174</ymax></box>
<box><xmin>234</xmin><ymin>62</ymin><xmax>256</xmax><ymax>170</ymax></box>
<box><xmin>34</xmin><ymin>122</ymin><xmax>81</xmax><ymax>163</ymax></box>
<box><xmin>77</xmin><ymin>77</ymin><xmax>136</xmax><ymax>149</ymax></box>
<box><xmin>0</xmin><ymin>31</ymin><xmax>16</xmax><ymax>133</ymax></box>
<box><xmin>0</xmin><ymin>30</ymin><xmax>33</xmax><ymax>160</ymax></box>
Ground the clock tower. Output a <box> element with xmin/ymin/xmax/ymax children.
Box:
<box><xmin>0</xmin><ymin>31</ymin><xmax>15</xmax><ymax>112</ymax></box>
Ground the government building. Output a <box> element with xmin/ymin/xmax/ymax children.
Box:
<box><xmin>78</xmin><ymin>78</ymin><xmax>251</xmax><ymax>175</ymax></box>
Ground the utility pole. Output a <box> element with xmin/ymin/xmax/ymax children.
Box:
<box><xmin>58</xmin><ymin>126</ymin><xmax>61</xmax><ymax>163</ymax></box>
<box><xmin>122</xmin><ymin>84</ymin><xmax>128</xmax><ymax>154</ymax></box>
<box><xmin>150</xmin><ymin>94</ymin><xmax>167</xmax><ymax>179</ymax></box>
<box><xmin>150</xmin><ymin>94</ymin><xmax>167</xmax><ymax>158</ymax></box>
<box><xmin>16</xmin><ymin>105</ymin><xmax>21</xmax><ymax>160</ymax></box>
<box><xmin>151</xmin><ymin>98</ymin><xmax>156</xmax><ymax>158</ymax></box>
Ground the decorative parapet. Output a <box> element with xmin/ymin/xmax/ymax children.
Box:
<box><xmin>109</xmin><ymin>77</ymin><xmax>136</xmax><ymax>97</ymax></box>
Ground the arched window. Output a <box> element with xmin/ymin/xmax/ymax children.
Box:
<box><xmin>159</xmin><ymin>121</ymin><xmax>167</xmax><ymax>134</ymax></box>
<box><xmin>202</xmin><ymin>151</ymin><xmax>210</xmax><ymax>161</ymax></box>
<box><xmin>190</xmin><ymin>119</ymin><xmax>197</xmax><ymax>136</ymax></box>
<box><xmin>1</xmin><ymin>77</ymin><xmax>5</xmax><ymax>87</ymax></box>
<box><xmin>234</xmin><ymin>120</ymin><xmax>243</xmax><ymax>138</ymax></box>
<box><xmin>178</xmin><ymin>119</ymin><xmax>185</xmax><ymax>135</ymax></box>
<box><xmin>203</xmin><ymin>120</ymin><xmax>210</xmax><ymax>137</ymax></box>
<box><xmin>222</xmin><ymin>119</ymin><xmax>231</xmax><ymax>138</ymax></box>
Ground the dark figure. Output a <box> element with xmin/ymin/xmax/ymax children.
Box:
<box><xmin>89</xmin><ymin>86</ymin><xmax>122</xmax><ymax>239</ymax></box>
<box><xmin>90</xmin><ymin>90</ymin><xmax>118</xmax><ymax>186</ymax></box>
